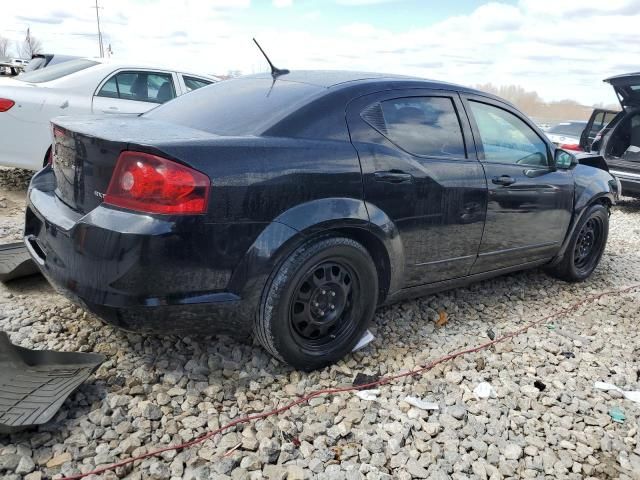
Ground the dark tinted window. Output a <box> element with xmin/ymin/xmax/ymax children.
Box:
<box><xmin>470</xmin><ymin>101</ymin><xmax>548</xmax><ymax>167</ymax></box>
<box><xmin>183</xmin><ymin>75</ymin><xmax>212</xmax><ymax>92</ymax></box>
<box><xmin>377</xmin><ymin>97</ymin><xmax>466</xmax><ymax>157</ymax></box>
<box><xmin>145</xmin><ymin>78</ymin><xmax>324</xmax><ymax>135</ymax></box>
<box><xmin>97</xmin><ymin>71</ymin><xmax>176</xmax><ymax>104</ymax></box>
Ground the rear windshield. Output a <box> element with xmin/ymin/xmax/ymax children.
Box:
<box><xmin>145</xmin><ymin>77</ymin><xmax>324</xmax><ymax>135</ymax></box>
<box><xmin>547</xmin><ymin>122</ymin><xmax>587</xmax><ymax>136</ymax></box>
<box><xmin>17</xmin><ymin>59</ymin><xmax>98</xmax><ymax>83</ymax></box>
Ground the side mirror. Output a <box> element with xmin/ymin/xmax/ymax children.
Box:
<box><xmin>554</xmin><ymin>149</ymin><xmax>578</xmax><ymax>169</ymax></box>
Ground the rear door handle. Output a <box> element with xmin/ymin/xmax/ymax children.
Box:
<box><xmin>373</xmin><ymin>170</ymin><xmax>413</xmax><ymax>184</ymax></box>
<box><xmin>491</xmin><ymin>175</ymin><xmax>516</xmax><ymax>186</ymax></box>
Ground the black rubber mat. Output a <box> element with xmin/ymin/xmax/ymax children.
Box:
<box><xmin>0</xmin><ymin>242</ymin><xmax>40</xmax><ymax>282</ymax></box>
<box><xmin>0</xmin><ymin>332</ymin><xmax>105</xmax><ymax>434</ymax></box>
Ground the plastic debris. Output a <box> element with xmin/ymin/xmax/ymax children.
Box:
<box><xmin>356</xmin><ymin>389</ymin><xmax>380</xmax><ymax>401</ymax></box>
<box><xmin>534</xmin><ymin>380</ymin><xmax>546</xmax><ymax>391</ymax></box>
<box><xmin>352</xmin><ymin>329</ymin><xmax>375</xmax><ymax>352</ymax></box>
<box><xmin>546</xmin><ymin>323</ymin><xmax>556</xmax><ymax>330</ymax></box>
<box><xmin>594</xmin><ymin>381</ymin><xmax>640</xmax><ymax>404</ymax></box>
<box><xmin>352</xmin><ymin>371</ymin><xmax>380</xmax><ymax>390</ymax></box>
<box><xmin>486</xmin><ymin>329</ymin><xmax>496</xmax><ymax>340</ymax></box>
<box><xmin>609</xmin><ymin>406</ymin><xmax>626</xmax><ymax>423</ymax></box>
<box><xmin>560</xmin><ymin>351</ymin><xmax>575</xmax><ymax>359</ymax></box>
<box><xmin>404</xmin><ymin>396</ymin><xmax>439</xmax><ymax>411</ymax></box>
<box><xmin>436</xmin><ymin>311</ymin><xmax>448</xmax><ymax>327</ymax></box>
<box><xmin>473</xmin><ymin>382</ymin><xmax>496</xmax><ymax>399</ymax></box>
<box><xmin>555</xmin><ymin>329</ymin><xmax>591</xmax><ymax>343</ymax></box>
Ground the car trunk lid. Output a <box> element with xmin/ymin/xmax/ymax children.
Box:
<box><xmin>605</xmin><ymin>73</ymin><xmax>640</xmax><ymax>109</ymax></box>
<box><xmin>51</xmin><ymin>115</ymin><xmax>215</xmax><ymax>213</ymax></box>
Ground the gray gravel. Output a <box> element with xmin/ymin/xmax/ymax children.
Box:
<box><xmin>1</xmin><ymin>167</ymin><xmax>639</xmax><ymax>480</ymax></box>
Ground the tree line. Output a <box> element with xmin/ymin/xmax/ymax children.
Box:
<box><xmin>0</xmin><ymin>30</ymin><xmax>43</xmax><ymax>60</ymax></box>
<box><xmin>476</xmin><ymin>83</ymin><xmax>619</xmax><ymax>123</ymax></box>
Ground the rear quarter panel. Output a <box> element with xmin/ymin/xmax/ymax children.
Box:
<box><xmin>0</xmin><ymin>85</ymin><xmax>92</xmax><ymax>169</ymax></box>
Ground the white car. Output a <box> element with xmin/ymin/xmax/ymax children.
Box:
<box><xmin>0</xmin><ymin>58</ymin><xmax>218</xmax><ymax>170</ymax></box>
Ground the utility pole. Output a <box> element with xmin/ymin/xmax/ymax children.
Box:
<box><xmin>91</xmin><ymin>0</ymin><xmax>104</xmax><ymax>58</ymax></box>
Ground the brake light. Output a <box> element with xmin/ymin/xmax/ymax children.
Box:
<box><xmin>0</xmin><ymin>99</ymin><xmax>15</xmax><ymax>112</ymax></box>
<box><xmin>105</xmin><ymin>151</ymin><xmax>210</xmax><ymax>215</ymax></box>
<box><xmin>559</xmin><ymin>143</ymin><xmax>582</xmax><ymax>152</ymax></box>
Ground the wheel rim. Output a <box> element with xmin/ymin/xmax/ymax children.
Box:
<box><xmin>289</xmin><ymin>260</ymin><xmax>359</xmax><ymax>350</ymax></box>
<box><xmin>573</xmin><ymin>216</ymin><xmax>604</xmax><ymax>272</ymax></box>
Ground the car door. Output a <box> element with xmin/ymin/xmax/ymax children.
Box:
<box><xmin>580</xmin><ymin>108</ymin><xmax>619</xmax><ymax>151</ymax></box>
<box><xmin>461</xmin><ymin>94</ymin><xmax>574</xmax><ymax>273</ymax></box>
<box><xmin>92</xmin><ymin>70</ymin><xmax>178</xmax><ymax>114</ymax></box>
<box><xmin>347</xmin><ymin>89</ymin><xmax>488</xmax><ymax>287</ymax></box>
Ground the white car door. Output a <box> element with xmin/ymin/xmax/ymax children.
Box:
<box><xmin>92</xmin><ymin>69</ymin><xmax>179</xmax><ymax>114</ymax></box>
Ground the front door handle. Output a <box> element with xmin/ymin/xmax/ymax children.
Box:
<box><xmin>374</xmin><ymin>170</ymin><xmax>413</xmax><ymax>184</ymax></box>
<box><xmin>492</xmin><ymin>175</ymin><xmax>516</xmax><ymax>186</ymax></box>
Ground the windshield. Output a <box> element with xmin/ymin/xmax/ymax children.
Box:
<box><xmin>145</xmin><ymin>77</ymin><xmax>324</xmax><ymax>135</ymax></box>
<box><xmin>547</xmin><ymin>122</ymin><xmax>587</xmax><ymax>137</ymax></box>
<box><xmin>17</xmin><ymin>59</ymin><xmax>98</xmax><ymax>83</ymax></box>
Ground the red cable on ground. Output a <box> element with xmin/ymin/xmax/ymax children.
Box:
<box><xmin>62</xmin><ymin>283</ymin><xmax>640</xmax><ymax>480</ymax></box>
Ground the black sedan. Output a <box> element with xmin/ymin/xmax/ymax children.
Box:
<box><xmin>24</xmin><ymin>71</ymin><xmax>619</xmax><ymax>370</ymax></box>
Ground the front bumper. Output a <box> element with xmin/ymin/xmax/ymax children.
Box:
<box><xmin>24</xmin><ymin>174</ymin><xmax>255</xmax><ymax>336</ymax></box>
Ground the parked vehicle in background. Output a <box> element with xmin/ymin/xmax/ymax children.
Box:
<box><xmin>579</xmin><ymin>108</ymin><xmax>618</xmax><ymax>152</ymax></box>
<box><xmin>0</xmin><ymin>58</ymin><xmax>27</xmax><ymax>76</ymax></box>
<box><xmin>586</xmin><ymin>73</ymin><xmax>640</xmax><ymax>198</ymax></box>
<box><xmin>0</xmin><ymin>58</ymin><xmax>218</xmax><ymax>170</ymax></box>
<box><xmin>24</xmin><ymin>71</ymin><xmax>619</xmax><ymax>369</ymax></box>
<box><xmin>22</xmin><ymin>53</ymin><xmax>81</xmax><ymax>73</ymax></box>
<box><xmin>545</xmin><ymin>121</ymin><xmax>588</xmax><ymax>151</ymax></box>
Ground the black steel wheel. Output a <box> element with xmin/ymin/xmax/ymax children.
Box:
<box><xmin>255</xmin><ymin>236</ymin><xmax>378</xmax><ymax>370</ymax></box>
<box><xmin>546</xmin><ymin>203</ymin><xmax>609</xmax><ymax>282</ymax></box>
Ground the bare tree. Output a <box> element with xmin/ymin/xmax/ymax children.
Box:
<box><xmin>0</xmin><ymin>35</ymin><xmax>10</xmax><ymax>58</ymax></box>
<box><xmin>18</xmin><ymin>28</ymin><xmax>43</xmax><ymax>59</ymax></box>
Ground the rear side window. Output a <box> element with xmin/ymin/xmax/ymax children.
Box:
<box><xmin>183</xmin><ymin>75</ymin><xmax>212</xmax><ymax>92</ymax></box>
<box><xmin>369</xmin><ymin>97</ymin><xmax>466</xmax><ymax>157</ymax></box>
<box><xmin>97</xmin><ymin>71</ymin><xmax>176</xmax><ymax>104</ymax></box>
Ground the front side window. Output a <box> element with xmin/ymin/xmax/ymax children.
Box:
<box><xmin>183</xmin><ymin>75</ymin><xmax>212</xmax><ymax>92</ymax></box>
<box><xmin>97</xmin><ymin>71</ymin><xmax>176</xmax><ymax>104</ymax></box>
<box><xmin>469</xmin><ymin>101</ymin><xmax>549</xmax><ymax>167</ymax></box>
<box><xmin>373</xmin><ymin>97</ymin><xmax>466</xmax><ymax>157</ymax></box>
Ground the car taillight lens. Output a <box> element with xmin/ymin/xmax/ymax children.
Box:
<box><xmin>0</xmin><ymin>99</ymin><xmax>15</xmax><ymax>112</ymax></box>
<box><xmin>105</xmin><ymin>151</ymin><xmax>210</xmax><ymax>215</ymax></box>
<box><xmin>559</xmin><ymin>143</ymin><xmax>582</xmax><ymax>152</ymax></box>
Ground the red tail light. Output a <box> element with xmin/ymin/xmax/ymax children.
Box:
<box><xmin>105</xmin><ymin>151</ymin><xmax>210</xmax><ymax>215</ymax></box>
<box><xmin>0</xmin><ymin>99</ymin><xmax>15</xmax><ymax>112</ymax></box>
<box><xmin>559</xmin><ymin>143</ymin><xmax>582</xmax><ymax>152</ymax></box>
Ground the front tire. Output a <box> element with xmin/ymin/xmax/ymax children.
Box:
<box><xmin>546</xmin><ymin>203</ymin><xmax>609</xmax><ymax>282</ymax></box>
<box><xmin>255</xmin><ymin>236</ymin><xmax>378</xmax><ymax>371</ymax></box>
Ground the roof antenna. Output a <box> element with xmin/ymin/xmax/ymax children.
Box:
<box><xmin>253</xmin><ymin>38</ymin><xmax>289</xmax><ymax>77</ymax></box>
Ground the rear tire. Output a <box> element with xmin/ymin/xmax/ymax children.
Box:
<box><xmin>255</xmin><ymin>236</ymin><xmax>378</xmax><ymax>371</ymax></box>
<box><xmin>546</xmin><ymin>203</ymin><xmax>609</xmax><ymax>282</ymax></box>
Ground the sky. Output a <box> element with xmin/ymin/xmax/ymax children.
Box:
<box><xmin>2</xmin><ymin>0</ymin><xmax>640</xmax><ymax>106</ymax></box>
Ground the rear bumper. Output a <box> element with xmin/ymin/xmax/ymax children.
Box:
<box><xmin>610</xmin><ymin>169</ymin><xmax>640</xmax><ymax>197</ymax></box>
<box><xmin>24</xmin><ymin>171</ymin><xmax>258</xmax><ymax>335</ymax></box>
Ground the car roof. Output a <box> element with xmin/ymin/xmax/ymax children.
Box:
<box><xmin>243</xmin><ymin>69</ymin><xmax>490</xmax><ymax>96</ymax></box>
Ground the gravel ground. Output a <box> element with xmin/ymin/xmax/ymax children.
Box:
<box><xmin>0</xmin><ymin>167</ymin><xmax>639</xmax><ymax>480</ymax></box>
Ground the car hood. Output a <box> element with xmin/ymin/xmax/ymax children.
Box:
<box><xmin>605</xmin><ymin>73</ymin><xmax>640</xmax><ymax>109</ymax></box>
